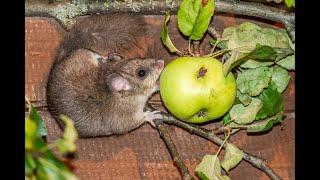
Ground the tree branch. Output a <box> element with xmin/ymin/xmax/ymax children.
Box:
<box><xmin>283</xmin><ymin>21</ymin><xmax>295</xmax><ymax>42</ymax></box>
<box><xmin>216</xmin><ymin>0</ymin><xmax>295</xmax><ymax>41</ymax></box>
<box><xmin>154</xmin><ymin>119</ymin><xmax>194</xmax><ymax>180</ymax></box>
<box><xmin>217</xmin><ymin>0</ymin><xmax>294</xmax><ymax>24</ymax></box>
<box><xmin>155</xmin><ymin>110</ymin><xmax>282</xmax><ymax>180</ymax></box>
<box><xmin>25</xmin><ymin>0</ymin><xmax>295</xmax><ymax>41</ymax></box>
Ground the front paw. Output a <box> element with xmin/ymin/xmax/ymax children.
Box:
<box><xmin>144</xmin><ymin>110</ymin><xmax>163</xmax><ymax>128</ymax></box>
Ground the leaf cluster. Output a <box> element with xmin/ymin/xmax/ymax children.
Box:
<box><xmin>160</xmin><ymin>0</ymin><xmax>294</xmax><ymax>179</ymax></box>
<box><xmin>25</xmin><ymin>102</ymin><xmax>78</xmax><ymax>180</ymax></box>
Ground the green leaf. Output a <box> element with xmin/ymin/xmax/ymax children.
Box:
<box><xmin>224</xmin><ymin>22</ymin><xmax>292</xmax><ymax>51</ymax></box>
<box><xmin>25</xmin><ymin>174</ymin><xmax>36</xmax><ymax>180</ymax></box>
<box><xmin>42</xmin><ymin>150</ymin><xmax>69</xmax><ymax>171</ymax></box>
<box><xmin>56</xmin><ymin>115</ymin><xmax>78</xmax><ymax>154</ymax></box>
<box><xmin>56</xmin><ymin>139</ymin><xmax>76</xmax><ymax>155</ymax></box>
<box><xmin>25</xmin><ymin>153</ymin><xmax>37</xmax><ymax>175</ymax></box>
<box><xmin>36</xmin><ymin>158</ymin><xmax>64</xmax><ymax>180</ymax></box>
<box><xmin>191</xmin><ymin>0</ymin><xmax>215</xmax><ymax>40</ymax></box>
<box><xmin>222</xmin><ymin>113</ymin><xmax>232</xmax><ymax>125</ymax></box>
<box><xmin>209</xmin><ymin>38</ymin><xmax>217</xmax><ymax>46</ymax></box>
<box><xmin>25</xmin><ymin>116</ymin><xmax>38</xmax><ymax>150</ymax></box>
<box><xmin>236</xmin><ymin>66</ymin><xmax>272</xmax><ymax>96</ymax></box>
<box><xmin>276</xmin><ymin>55</ymin><xmax>295</xmax><ymax>70</ymax></box>
<box><xmin>222</xmin><ymin>22</ymin><xmax>293</xmax><ymax>74</ymax></box>
<box><xmin>161</xmin><ymin>12</ymin><xmax>182</xmax><ymax>54</ymax></box>
<box><xmin>237</xmin><ymin>90</ymin><xmax>251</xmax><ymax>106</ymax></box>
<box><xmin>37</xmin><ymin>157</ymin><xmax>77</xmax><ymax>180</ymax></box>
<box><xmin>197</xmin><ymin>172</ymin><xmax>210</xmax><ymax>180</ymax></box>
<box><xmin>274</xmin><ymin>47</ymin><xmax>294</xmax><ymax>61</ymax></box>
<box><xmin>271</xmin><ymin>66</ymin><xmax>291</xmax><ymax>93</ymax></box>
<box><xmin>33</xmin><ymin>137</ymin><xmax>47</xmax><ymax>151</ymax></box>
<box><xmin>177</xmin><ymin>0</ymin><xmax>215</xmax><ymax>40</ymax></box>
<box><xmin>223</xmin><ymin>44</ymin><xmax>278</xmax><ymax>76</ymax></box>
<box><xmin>285</xmin><ymin>0</ymin><xmax>295</xmax><ymax>7</ymax></box>
<box><xmin>256</xmin><ymin>81</ymin><xmax>284</xmax><ymax>120</ymax></box>
<box><xmin>240</xmin><ymin>60</ymin><xmax>274</xmax><ymax>69</ymax></box>
<box><xmin>233</xmin><ymin>97</ymin><xmax>242</xmax><ymax>106</ymax></box>
<box><xmin>28</xmin><ymin>104</ymin><xmax>47</xmax><ymax>137</ymax></box>
<box><xmin>247</xmin><ymin>44</ymin><xmax>277</xmax><ymax>61</ymax></box>
<box><xmin>223</xmin><ymin>44</ymin><xmax>291</xmax><ymax>73</ymax></box>
<box><xmin>103</xmin><ymin>0</ymin><xmax>109</xmax><ymax>8</ymax></box>
<box><xmin>38</xmin><ymin>147</ymin><xmax>74</xmax><ymax>177</ymax></box>
<box><xmin>195</xmin><ymin>155</ymin><xmax>230</xmax><ymax>180</ymax></box>
<box><xmin>247</xmin><ymin>111</ymin><xmax>284</xmax><ymax>133</ymax></box>
<box><xmin>25</xmin><ymin>107</ymin><xmax>78</xmax><ymax>180</ymax></box>
<box><xmin>229</xmin><ymin>98</ymin><xmax>263</xmax><ymax>125</ymax></box>
<box><xmin>177</xmin><ymin>0</ymin><xmax>201</xmax><ymax>37</ymax></box>
<box><xmin>221</xmin><ymin>143</ymin><xmax>244</xmax><ymax>173</ymax></box>
<box><xmin>217</xmin><ymin>40</ymin><xmax>228</xmax><ymax>50</ymax></box>
<box><xmin>223</xmin><ymin>48</ymin><xmax>252</xmax><ymax>76</ymax></box>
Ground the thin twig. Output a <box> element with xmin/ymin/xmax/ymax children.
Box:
<box><xmin>207</xmin><ymin>48</ymin><xmax>230</xmax><ymax>58</ymax></box>
<box><xmin>154</xmin><ymin>119</ymin><xmax>194</xmax><ymax>180</ymax></box>
<box><xmin>175</xmin><ymin>50</ymin><xmax>184</xmax><ymax>57</ymax></box>
<box><xmin>207</xmin><ymin>26</ymin><xmax>221</xmax><ymax>39</ymax></box>
<box><xmin>211</xmin><ymin>124</ymin><xmax>248</xmax><ymax>135</ymax></box>
<box><xmin>156</xmin><ymin>111</ymin><xmax>282</xmax><ymax>180</ymax></box>
<box><xmin>188</xmin><ymin>39</ymin><xmax>195</xmax><ymax>56</ymax></box>
<box><xmin>207</xmin><ymin>39</ymin><xmax>222</xmax><ymax>57</ymax></box>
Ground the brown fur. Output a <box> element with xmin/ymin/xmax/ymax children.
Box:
<box><xmin>47</xmin><ymin>14</ymin><xmax>163</xmax><ymax>137</ymax></box>
<box><xmin>54</xmin><ymin>13</ymin><xmax>147</xmax><ymax>64</ymax></box>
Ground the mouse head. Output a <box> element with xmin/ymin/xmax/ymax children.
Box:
<box><xmin>103</xmin><ymin>57</ymin><xmax>164</xmax><ymax>97</ymax></box>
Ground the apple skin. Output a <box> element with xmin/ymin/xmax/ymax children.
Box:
<box><xmin>159</xmin><ymin>57</ymin><xmax>236</xmax><ymax>123</ymax></box>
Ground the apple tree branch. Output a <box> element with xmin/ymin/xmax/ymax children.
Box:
<box><xmin>154</xmin><ymin>119</ymin><xmax>194</xmax><ymax>180</ymax></box>
<box><xmin>146</xmin><ymin>103</ymin><xmax>282</xmax><ymax>180</ymax></box>
<box><xmin>158</xmin><ymin>111</ymin><xmax>282</xmax><ymax>180</ymax></box>
<box><xmin>25</xmin><ymin>0</ymin><xmax>294</xmax><ymax>41</ymax></box>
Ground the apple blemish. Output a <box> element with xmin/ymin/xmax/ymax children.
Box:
<box><xmin>197</xmin><ymin>67</ymin><xmax>207</xmax><ymax>78</ymax></box>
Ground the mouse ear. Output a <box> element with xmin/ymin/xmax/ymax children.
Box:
<box><xmin>108</xmin><ymin>73</ymin><xmax>132</xmax><ymax>91</ymax></box>
<box><xmin>107</xmin><ymin>53</ymin><xmax>123</xmax><ymax>61</ymax></box>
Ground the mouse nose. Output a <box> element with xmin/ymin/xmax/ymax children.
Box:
<box><xmin>155</xmin><ymin>59</ymin><xmax>164</xmax><ymax>69</ymax></box>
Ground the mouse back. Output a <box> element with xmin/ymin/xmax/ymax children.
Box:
<box><xmin>55</xmin><ymin>13</ymin><xmax>147</xmax><ymax>64</ymax></box>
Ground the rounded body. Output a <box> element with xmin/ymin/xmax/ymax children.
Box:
<box><xmin>46</xmin><ymin>14</ymin><xmax>164</xmax><ymax>137</ymax></box>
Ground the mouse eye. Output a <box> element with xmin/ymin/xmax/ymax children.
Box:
<box><xmin>136</xmin><ymin>67</ymin><xmax>149</xmax><ymax>79</ymax></box>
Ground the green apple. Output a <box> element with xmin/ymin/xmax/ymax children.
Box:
<box><xmin>159</xmin><ymin>57</ymin><xmax>236</xmax><ymax>123</ymax></box>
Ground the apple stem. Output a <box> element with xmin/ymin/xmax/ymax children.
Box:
<box><xmin>197</xmin><ymin>67</ymin><xmax>207</xmax><ymax>78</ymax></box>
<box><xmin>209</xmin><ymin>39</ymin><xmax>221</xmax><ymax>56</ymax></box>
<box><xmin>192</xmin><ymin>41</ymin><xmax>200</xmax><ymax>57</ymax></box>
<box><xmin>188</xmin><ymin>39</ymin><xmax>195</xmax><ymax>56</ymax></box>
